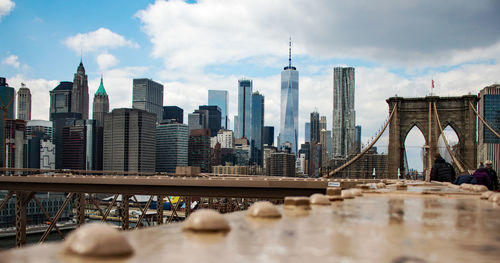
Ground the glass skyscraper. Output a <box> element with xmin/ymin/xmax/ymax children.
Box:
<box><xmin>132</xmin><ymin>78</ymin><xmax>164</xmax><ymax>123</ymax></box>
<box><xmin>156</xmin><ymin>123</ymin><xmax>188</xmax><ymax>173</ymax></box>
<box><xmin>279</xmin><ymin>40</ymin><xmax>299</xmax><ymax>154</ymax></box>
<box><xmin>251</xmin><ymin>92</ymin><xmax>264</xmax><ymax>165</ymax></box>
<box><xmin>478</xmin><ymin>84</ymin><xmax>500</xmax><ymax>173</ymax></box>
<box><xmin>237</xmin><ymin>79</ymin><xmax>252</xmax><ymax>139</ymax></box>
<box><xmin>208</xmin><ymin>90</ymin><xmax>228</xmax><ymax>129</ymax></box>
<box><xmin>333</xmin><ymin>67</ymin><xmax>356</xmax><ymax>158</ymax></box>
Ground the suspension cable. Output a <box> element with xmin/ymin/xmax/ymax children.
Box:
<box><xmin>327</xmin><ymin>104</ymin><xmax>397</xmax><ymax>177</ymax></box>
<box><xmin>432</xmin><ymin>102</ymin><xmax>466</xmax><ymax>173</ymax></box>
<box><xmin>469</xmin><ymin>101</ymin><xmax>500</xmax><ymax>139</ymax></box>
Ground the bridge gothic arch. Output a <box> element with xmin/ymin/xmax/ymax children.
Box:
<box><xmin>386</xmin><ymin>95</ymin><xmax>478</xmax><ymax>179</ymax></box>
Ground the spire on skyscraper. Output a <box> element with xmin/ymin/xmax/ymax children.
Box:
<box><xmin>95</xmin><ymin>75</ymin><xmax>107</xmax><ymax>96</ymax></box>
<box><xmin>289</xmin><ymin>37</ymin><xmax>292</xmax><ymax>68</ymax></box>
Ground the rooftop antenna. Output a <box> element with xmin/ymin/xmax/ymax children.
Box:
<box><xmin>288</xmin><ymin>37</ymin><xmax>292</xmax><ymax>68</ymax></box>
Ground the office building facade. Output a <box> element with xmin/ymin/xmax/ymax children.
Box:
<box><xmin>250</xmin><ymin>92</ymin><xmax>264</xmax><ymax>165</ymax></box>
<box><xmin>4</xmin><ymin>120</ymin><xmax>27</xmax><ymax>169</ymax></box>
<box><xmin>188</xmin><ymin>129</ymin><xmax>211</xmax><ymax>172</ymax></box>
<box><xmin>266</xmin><ymin>152</ymin><xmax>296</xmax><ymax>177</ymax></box>
<box><xmin>333</xmin><ymin>67</ymin><xmax>356</xmax><ymax>158</ymax></box>
<box><xmin>304</xmin><ymin>122</ymin><xmax>310</xmax><ymax>143</ymax></box>
<box><xmin>17</xmin><ymin>83</ymin><xmax>31</xmax><ymax>120</ymax></box>
<box><xmin>199</xmin><ymin>105</ymin><xmax>222</xmax><ymax>137</ymax></box>
<box><xmin>478</xmin><ymin>84</ymin><xmax>500</xmax><ymax>173</ymax></box>
<box><xmin>49</xmin><ymin>81</ymin><xmax>73</xmax><ymax>117</ymax></box>
<box><xmin>162</xmin><ymin>106</ymin><xmax>183</xmax><ymax>124</ymax></box>
<box><xmin>310</xmin><ymin>111</ymin><xmax>320</xmax><ymax>143</ymax></box>
<box><xmin>27</xmin><ymin>120</ymin><xmax>54</xmax><ymax>169</ymax></box>
<box><xmin>279</xmin><ymin>41</ymin><xmax>299</xmax><ymax>154</ymax></box>
<box><xmin>188</xmin><ymin>109</ymin><xmax>209</xmax><ymax>133</ymax></box>
<box><xmin>71</xmin><ymin>61</ymin><xmax>89</xmax><ymax>120</ymax></box>
<box><xmin>132</xmin><ymin>78</ymin><xmax>164</xmax><ymax>123</ymax></box>
<box><xmin>51</xmin><ymin>112</ymin><xmax>82</xmax><ymax>169</ymax></box>
<box><xmin>156</xmin><ymin>123</ymin><xmax>188</xmax><ymax>173</ymax></box>
<box><xmin>0</xmin><ymin>77</ymin><xmax>16</xmax><ymax>167</ymax></box>
<box><xmin>237</xmin><ymin>79</ymin><xmax>252</xmax><ymax>139</ymax></box>
<box><xmin>103</xmin><ymin>108</ymin><xmax>156</xmax><ymax>172</ymax></box>
<box><xmin>263</xmin><ymin>126</ymin><xmax>274</xmax><ymax>146</ymax></box>
<box><xmin>208</xmin><ymin>90</ymin><xmax>229</xmax><ymax>129</ymax></box>
<box><xmin>217</xmin><ymin>129</ymin><xmax>235</xmax><ymax>149</ymax></box>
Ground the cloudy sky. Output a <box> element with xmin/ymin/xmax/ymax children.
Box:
<box><xmin>1</xmin><ymin>0</ymin><xmax>499</xmax><ymax>171</ymax></box>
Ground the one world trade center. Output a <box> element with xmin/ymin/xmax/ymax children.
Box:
<box><xmin>278</xmin><ymin>39</ymin><xmax>299</xmax><ymax>154</ymax></box>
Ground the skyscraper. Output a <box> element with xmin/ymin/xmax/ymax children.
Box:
<box><xmin>51</xmin><ymin>112</ymin><xmax>82</xmax><ymax>169</ymax></box>
<box><xmin>162</xmin><ymin>106</ymin><xmax>183</xmax><ymax>124</ymax></box>
<box><xmin>310</xmin><ymin>111</ymin><xmax>320</xmax><ymax>143</ymax></box>
<box><xmin>208</xmin><ymin>90</ymin><xmax>228</xmax><ymax>129</ymax></box>
<box><xmin>355</xmin><ymin>125</ymin><xmax>362</xmax><ymax>154</ymax></box>
<box><xmin>17</xmin><ymin>83</ymin><xmax>31</xmax><ymax>121</ymax></box>
<box><xmin>188</xmin><ymin>109</ymin><xmax>209</xmax><ymax>133</ymax></box>
<box><xmin>279</xmin><ymin>39</ymin><xmax>299</xmax><ymax>154</ymax></box>
<box><xmin>62</xmin><ymin>120</ymin><xmax>96</xmax><ymax>170</ymax></box>
<box><xmin>132</xmin><ymin>78</ymin><xmax>164</xmax><ymax>123</ymax></box>
<box><xmin>4</xmin><ymin>120</ymin><xmax>27</xmax><ymax>169</ymax></box>
<box><xmin>263</xmin><ymin>126</ymin><xmax>274</xmax><ymax>146</ymax></box>
<box><xmin>237</xmin><ymin>79</ymin><xmax>252</xmax><ymax>139</ymax></box>
<box><xmin>71</xmin><ymin>61</ymin><xmax>89</xmax><ymax>120</ymax></box>
<box><xmin>199</xmin><ymin>105</ymin><xmax>222</xmax><ymax>137</ymax></box>
<box><xmin>188</xmin><ymin>129</ymin><xmax>211</xmax><ymax>172</ymax></box>
<box><xmin>333</xmin><ymin>67</ymin><xmax>356</xmax><ymax>158</ymax></box>
<box><xmin>0</xmin><ymin>77</ymin><xmax>15</xmax><ymax>167</ymax></box>
<box><xmin>92</xmin><ymin>76</ymin><xmax>108</xmax><ymax>171</ymax></box>
<box><xmin>103</xmin><ymin>108</ymin><xmax>156</xmax><ymax>172</ymax></box>
<box><xmin>156</xmin><ymin>123</ymin><xmax>188</xmax><ymax>173</ymax></box>
<box><xmin>250</xmin><ymin>92</ymin><xmax>264</xmax><ymax>165</ymax></box>
<box><xmin>320</xmin><ymin>116</ymin><xmax>327</xmax><ymax>131</ymax></box>
<box><xmin>92</xmin><ymin>76</ymin><xmax>109</xmax><ymax>128</ymax></box>
<box><xmin>49</xmin><ymin>81</ymin><xmax>73</xmax><ymax>117</ymax></box>
<box><xmin>478</xmin><ymin>84</ymin><xmax>500</xmax><ymax>173</ymax></box>
<box><xmin>26</xmin><ymin>120</ymin><xmax>54</xmax><ymax>169</ymax></box>
<box><xmin>304</xmin><ymin>122</ymin><xmax>310</xmax><ymax>143</ymax></box>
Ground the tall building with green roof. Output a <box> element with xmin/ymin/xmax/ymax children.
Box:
<box><xmin>92</xmin><ymin>75</ymin><xmax>109</xmax><ymax>128</ymax></box>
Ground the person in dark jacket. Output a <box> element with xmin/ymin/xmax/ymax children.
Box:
<box><xmin>453</xmin><ymin>173</ymin><xmax>477</xmax><ymax>185</ymax></box>
<box><xmin>485</xmin><ymin>160</ymin><xmax>498</xmax><ymax>191</ymax></box>
<box><xmin>430</xmin><ymin>153</ymin><xmax>456</xmax><ymax>182</ymax></box>
<box><xmin>472</xmin><ymin>167</ymin><xmax>493</xmax><ymax>190</ymax></box>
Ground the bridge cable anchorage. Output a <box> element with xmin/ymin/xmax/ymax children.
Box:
<box><xmin>326</xmin><ymin>104</ymin><xmax>398</xmax><ymax>178</ymax></box>
<box><xmin>432</xmin><ymin>102</ymin><xmax>466</xmax><ymax>173</ymax></box>
<box><xmin>469</xmin><ymin>101</ymin><xmax>500</xmax><ymax>139</ymax></box>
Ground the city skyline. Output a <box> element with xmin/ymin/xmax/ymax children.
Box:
<box><xmin>1</xmin><ymin>0</ymin><xmax>500</xmax><ymax>171</ymax></box>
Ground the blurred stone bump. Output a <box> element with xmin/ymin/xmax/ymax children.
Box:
<box><xmin>247</xmin><ymin>201</ymin><xmax>282</xmax><ymax>218</ymax></box>
<box><xmin>64</xmin><ymin>223</ymin><xmax>133</xmax><ymax>258</ymax></box>
<box><xmin>284</xmin><ymin>196</ymin><xmax>311</xmax><ymax>209</ymax></box>
<box><xmin>310</xmin><ymin>193</ymin><xmax>330</xmax><ymax>205</ymax></box>
<box><xmin>183</xmin><ymin>209</ymin><xmax>231</xmax><ymax>232</ymax></box>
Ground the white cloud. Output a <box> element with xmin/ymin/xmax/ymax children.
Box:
<box><xmin>0</xmin><ymin>0</ymin><xmax>14</xmax><ymax>21</ymax></box>
<box><xmin>136</xmin><ymin>0</ymin><xmax>500</xmax><ymax>73</ymax></box>
<box><xmin>88</xmin><ymin>66</ymin><xmax>149</xmax><ymax>116</ymax></box>
<box><xmin>96</xmin><ymin>52</ymin><xmax>119</xmax><ymax>70</ymax></box>
<box><xmin>2</xmin><ymin>54</ymin><xmax>20</xmax><ymax>68</ymax></box>
<box><xmin>64</xmin><ymin>27</ymin><xmax>138</xmax><ymax>54</ymax></box>
<box><xmin>6</xmin><ymin>75</ymin><xmax>59</xmax><ymax>120</ymax></box>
